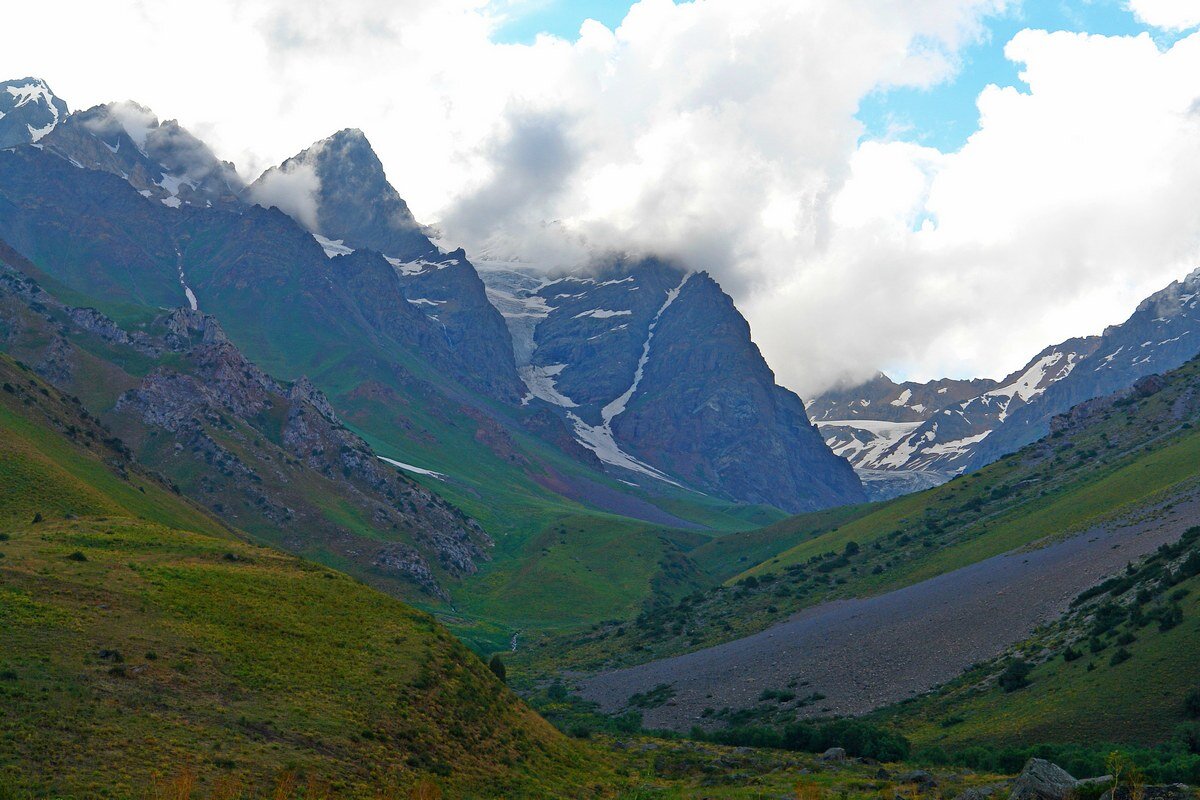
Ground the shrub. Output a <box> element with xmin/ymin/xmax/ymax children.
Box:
<box><xmin>1063</xmin><ymin>646</ymin><xmax>1083</xmax><ymax>662</ymax></box>
<box><xmin>1185</xmin><ymin>688</ymin><xmax>1200</xmax><ymax>719</ymax></box>
<box><xmin>66</xmin><ymin>551</ymin><xmax>87</xmax><ymax>562</ymax></box>
<box><xmin>999</xmin><ymin>660</ymin><xmax>1033</xmax><ymax>692</ymax></box>
<box><xmin>1109</xmin><ymin>647</ymin><xmax>1132</xmax><ymax>666</ymax></box>
<box><xmin>487</xmin><ymin>655</ymin><xmax>507</xmax><ymax>683</ymax></box>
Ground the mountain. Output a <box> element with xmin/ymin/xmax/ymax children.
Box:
<box><xmin>812</xmin><ymin>266</ymin><xmax>1200</xmax><ymax>498</ymax></box>
<box><xmin>248</xmin><ymin>127</ymin><xmax>435</xmax><ymax>260</ymax></box>
<box><xmin>968</xmin><ymin>267</ymin><xmax>1200</xmax><ymax>467</ymax></box>
<box><xmin>0</xmin><ymin>77</ymin><xmax>67</xmax><ymax>148</ymax></box>
<box><xmin>0</xmin><ymin>240</ymin><xmax>492</xmax><ymax>600</ymax></box>
<box><xmin>41</xmin><ymin>100</ymin><xmax>245</xmax><ymax>207</ymax></box>
<box><xmin>0</xmin><ymin>352</ymin><xmax>603</xmax><ymax>798</ymax></box>
<box><xmin>810</xmin><ymin>338</ymin><xmax>1099</xmax><ymax>499</ymax></box>
<box><xmin>478</xmin><ymin>257</ymin><xmax>865</xmax><ymax>512</ymax></box>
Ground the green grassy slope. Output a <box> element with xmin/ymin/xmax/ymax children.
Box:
<box><xmin>525</xmin><ymin>358</ymin><xmax>1200</xmax><ymax>678</ymax></box>
<box><xmin>0</xmin><ymin>356</ymin><xmax>608</xmax><ymax>798</ymax></box>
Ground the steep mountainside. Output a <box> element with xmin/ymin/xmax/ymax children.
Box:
<box><xmin>0</xmin><ymin>354</ymin><xmax>602</xmax><ymax>798</ymax></box>
<box><xmin>0</xmin><ymin>243</ymin><xmax>491</xmax><ymax>600</ymax></box>
<box><xmin>0</xmin><ymin>77</ymin><xmax>67</xmax><ymax>148</ymax></box>
<box><xmin>479</xmin><ymin>258</ymin><xmax>865</xmax><ymax>512</ymax></box>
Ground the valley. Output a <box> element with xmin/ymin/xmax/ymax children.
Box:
<box><xmin>3</xmin><ymin>70</ymin><xmax>1200</xmax><ymax>798</ymax></box>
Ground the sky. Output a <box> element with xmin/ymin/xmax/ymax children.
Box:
<box><xmin>3</xmin><ymin>0</ymin><xmax>1200</xmax><ymax>396</ymax></box>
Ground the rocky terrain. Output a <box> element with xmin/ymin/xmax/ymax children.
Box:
<box><xmin>0</xmin><ymin>242</ymin><xmax>491</xmax><ymax>598</ymax></box>
<box><xmin>579</xmin><ymin>486</ymin><xmax>1200</xmax><ymax>729</ymax></box>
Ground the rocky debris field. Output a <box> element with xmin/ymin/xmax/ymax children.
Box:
<box><xmin>580</xmin><ymin>489</ymin><xmax>1200</xmax><ymax>729</ymax></box>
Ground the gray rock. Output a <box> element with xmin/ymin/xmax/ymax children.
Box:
<box><xmin>820</xmin><ymin>747</ymin><xmax>848</xmax><ymax>762</ymax></box>
<box><xmin>897</xmin><ymin>770</ymin><xmax>937</xmax><ymax>789</ymax></box>
<box><xmin>1009</xmin><ymin>758</ymin><xmax>1077</xmax><ymax>800</ymax></box>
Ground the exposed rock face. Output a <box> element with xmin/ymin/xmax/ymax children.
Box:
<box><xmin>610</xmin><ymin>271</ymin><xmax>863</xmax><ymax>511</ymax></box>
<box><xmin>247</xmin><ymin>131</ymin><xmax>524</xmax><ymax>404</ymax></box>
<box><xmin>0</xmin><ymin>78</ymin><xmax>68</xmax><ymax>148</ymax></box>
<box><xmin>111</xmin><ymin>311</ymin><xmax>492</xmax><ymax>594</ymax></box>
<box><xmin>249</xmin><ymin>128</ymin><xmax>434</xmax><ymax>261</ymax></box>
<box><xmin>41</xmin><ymin>101</ymin><xmax>244</xmax><ymax>207</ymax></box>
<box><xmin>0</xmin><ymin>248</ymin><xmax>492</xmax><ymax>599</ymax></box>
<box><xmin>481</xmin><ymin>257</ymin><xmax>864</xmax><ymax>512</ymax></box>
<box><xmin>1008</xmin><ymin>759</ymin><xmax>1077</xmax><ymax>800</ymax></box>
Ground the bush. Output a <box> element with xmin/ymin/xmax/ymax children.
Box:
<box><xmin>487</xmin><ymin>655</ymin><xmax>506</xmax><ymax>683</ymax></box>
<box><xmin>1185</xmin><ymin>688</ymin><xmax>1200</xmax><ymax>719</ymax></box>
<box><xmin>1109</xmin><ymin>647</ymin><xmax>1132</xmax><ymax>666</ymax></box>
<box><xmin>999</xmin><ymin>660</ymin><xmax>1034</xmax><ymax>692</ymax></box>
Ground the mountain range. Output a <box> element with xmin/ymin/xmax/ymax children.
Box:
<box><xmin>809</xmin><ymin>268</ymin><xmax>1200</xmax><ymax>499</ymax></box>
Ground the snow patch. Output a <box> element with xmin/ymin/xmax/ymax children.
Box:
<box><xmin>378</xmin><ymin>455</ymin><xmax>446</xmax><ymax>481</ymax></box>
<box><xmin>575</xmin><ymin>308</ymin><xmax>633</xmax><ymax>319</ymax></box>
<box><xmin>313</xmin><ymin>233</ymin><xmax>354</xmax><ymax>258</ymax></box>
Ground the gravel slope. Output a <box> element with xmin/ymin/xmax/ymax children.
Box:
<box><xmin>579</xmin><ymin>490</ymin><xmax>1200</xmax><ymax>730</ymax></box>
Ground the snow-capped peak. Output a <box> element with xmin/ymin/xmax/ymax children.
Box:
<box><xmin>0</xmin><ymin>77</ymin><xmax>68</xmax><ymax>147</ymax></box>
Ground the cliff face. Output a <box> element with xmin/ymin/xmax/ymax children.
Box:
<box><xmin>608</xmin><ymin>271</ymin><xmax>864</xmax><ymax>512</ymax></box>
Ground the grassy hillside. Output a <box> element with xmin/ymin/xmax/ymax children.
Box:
<box><xmin>0</xmin><ymin>238</ymin><xmax>758</xmax><ymax>651</ymax></box>
<box><xmin>0</xmin><ymin>356</ymin><xmax>607</xmax><ymax>798</ymax></box>
<box><xmin>524</xmin><ymin>358</ymin><xmax>1200</xmax><ymax>678</ymax></box>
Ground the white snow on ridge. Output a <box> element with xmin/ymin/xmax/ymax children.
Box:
<box><xmin>566</xmin><ymin>411</ymin><xmax>682</xmax><ymax>486</ymax></box>
<box><xmin>575</xmin><ymin>308</ymin><xmax>632</xmax><ymax>319</ymax></box>
<box><xmin>6</xmin><ymin>80</ymin><xmax>61</xmax><ymax>142</ymax></box>
<box><xmin>890</xmin><ymin>389</ymin><xmax>913</xmax><ymax>407</ymax></box>
<box><xmin>602</xmin><ymin>274</ymin><xmax>692</xmax><ymax>425</ymax></box>
<box><xmin>313</xmin><ymin>234</ymin><xmax>354</xmax><ymax>258</ymax></box>
<box><xmin>378</xmin><ymin>455</ymin><xmax>446</xmax><ymax>480</ymax></box>
<box><xmin>386</xmin><ymin>256</ymin><xmax>457</xmax><ymax>275</ymax></box>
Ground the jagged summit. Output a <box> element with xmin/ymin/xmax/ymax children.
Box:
<box><xmin>41</xmin><ymin>100</ymin><xmax>244</xmax><ymax>207</ymax></box>
<box><xmin>0</xmin><ymin>77</ymin><xmax>68</xmax><ymax>148</ymax></box>
<box><xmin>249</xmin><ymin>128</ymin><xmax>436</xmax><ymax>261</ymax></box>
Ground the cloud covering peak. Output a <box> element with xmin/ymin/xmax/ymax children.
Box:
<box><xmin>4</xmin><ymin>0</ymin><xmax>1200</xmax><ymax>396</ymax></box>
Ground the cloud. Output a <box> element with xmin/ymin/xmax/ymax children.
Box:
<box><xmin>248</xmin><ymin>163</ymin><xmax>321</xmax><ymax>231</ymax></box>
<box><xmin>5</xmin><ymin>1</ymin><xmax>1200</xmax><ymax>398</ymax></box>
<box><xmin>1128</xmin><ymin>0</ymin><xmax>1200</xmax><ymax>31</ymax></box>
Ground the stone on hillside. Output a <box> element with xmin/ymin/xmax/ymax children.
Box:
<box><xmin>1009</xmin><ymin>758</ymin><xmax>1077</xmax><ymax>800</ymax></box>
<box><xmin>897</xmin><ymin>770</ymin><xmax>937</xmax><ymax>788</ymax></box>
<box><xmin>820</xmin><ymin>747</ymin><xmax>848</xmax><ymax>762</ymax></box>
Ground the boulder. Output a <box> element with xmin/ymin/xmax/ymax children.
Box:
<box><xmin>820</xmin><ymin>747</ymin><xmax>848</xmax><ymax>762</ymax></box>
<box><xmin>1010</xmin><ymin>759</ymin><xmax>1077</xmax><ymax>800</ymax></box>
<box><xmin>897</xmin><ymin>770</ymin><xmax>938</xmax><ymax>789</ymax></box>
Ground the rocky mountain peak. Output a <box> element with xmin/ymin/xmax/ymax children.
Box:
<box><xmin>40</xmin><ymin>100</ymin><xmax>244</xmax><ymax>206</ymax></box>
<box><xmin>249</xmin><ymin>128</ymin><xmax>435</xmax><ymax>261</ymax></box>
<box><xmin>0</xmin><ymin>77</ymin><xmax>68</xmax><ymax>148</ymax></box>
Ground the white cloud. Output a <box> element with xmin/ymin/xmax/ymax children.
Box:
<box><xmin>4</xmin><ymin>1</ymin><xmax>1200</xmax><ymax>399</ymax></box>
<box><xmin>248</xmin><ymin>162</ymin><xmax>321</xmax><ymax>231</ymax></box>
<box><xmin>1128</xmin><ymin>0</ymin><xmax>1200</xmax><ymax>31</ymax></box>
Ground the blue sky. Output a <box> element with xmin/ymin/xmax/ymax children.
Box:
<box><xmin>493</xmin><ymin>0</ymin><xmax>1192</xmax><ymax>153</ymax></box>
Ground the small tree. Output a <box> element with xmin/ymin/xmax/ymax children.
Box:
<box><xmin>998</xmin><ymin>659</ymin><xmax>1033</xmax><ymax>692</ymax></box>
<box><xmin>487</xmin><ymin>654</ymin><xmax>506</xmax><ymax>684</ymax></box>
